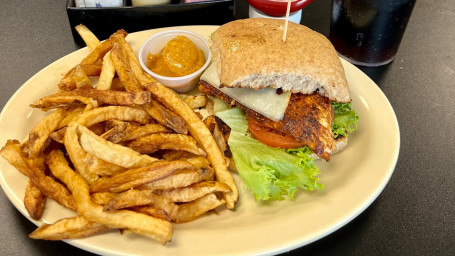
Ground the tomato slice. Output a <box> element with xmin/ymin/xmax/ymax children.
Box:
<box><xmin>247</xmin><ymin>118</ymin><xmax>305</xmax><ymax>149</ymax></box>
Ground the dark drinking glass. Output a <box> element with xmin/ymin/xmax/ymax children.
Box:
<box><xmin>329</xmin><ymin>0</ymin><xmax>416</xmax><ymax>66</ymax></box>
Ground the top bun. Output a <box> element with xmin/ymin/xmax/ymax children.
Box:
<box><xmin>210</xmin><ymin>18</ymin><xmax>351</xmax><ymax>103</ymax></box>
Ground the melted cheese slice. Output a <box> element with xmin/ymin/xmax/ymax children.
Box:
<box><xmin>200</xmin><ymin>62</ymin><xmax>290</xmax><ymax>121</ymax></box>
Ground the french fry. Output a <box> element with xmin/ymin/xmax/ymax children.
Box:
<box><xmin>78</xmin><ymin>124</ymin><xmax>157</xmax><ymax>169</ymax></box>
<box><xmin>75</xmin><ymin>24</ymin><xmax>101</xmax><ymax>51</ymax></box>
<box><xmin>28</xmin><ymin>108</ymin><xmax>68</xmax><ymax>157</ymax></box>
<box><xmin>30</xmin><ymin>95</ymin><xmax>98</xmax><ymax>112</ymax></box>
<box><xmin>24</xmin><ymin>180</ymin><xmax>46</xmax><ymax>220</ymax></box>
<box><xmin>57</xmin><ymin>106</ymin><xmax>87</xmax><ymax>129</ymax></box>
<box><xmin>100</xmin><ymin>121</ymin><xmax>128</xmax><ymax>143</ymax></box>
<box><xmin>104</xmin><ymin>189</ymin><xmax>178</xmax><ymax>219</ymax></box>
<box><xmin>89</xmin><ymin>160</ymin><xmax>193</xmax><ymax>193</ymax></box>
<box><xmin>204</xmin><ymin>115</ymin><xmax>236</xmax><ymax>171</ymax></box>
<box><xmin>0</xmin><ymin>140</ymin><xmax>32</xmax><ymax>177</ymax></box>
<box><xmin>145</xmin><ymin>83</ymin><xmax>238</xmax><ymax>209</ymax></box>
<box><xmin>109</xmin><ymin>33</ymin><xmax>155</xmax><ymax>86</ymax></box>
<box><xmin>110</xmin><ymin>42</ymin><xmax>143</xmax><ymax>92</ymax></box>
<box><xmin>80</xmin><ymin>39</ymin><xmax>113</xmax><ymax>66</ymax></box>
<box><xmin>140</xmin><ymin>167</ymin><xmax>215</xmax><ymax>191</ymax></box>
<box><xmin>131</xmin><ymin>206</ymin><xmax>170</xmax><ymax>221</ymax></box>
<box><xmin>24</xmin><ymin>158</ymin><xmax>77</xmax><ymax>212</ymax></box>
<box><xmin>118</xmin><ymin>123</ymin><xmax>171</xmax><ymax>142</ymax></box>
<box><xmin>58</xmin><ymin>63</ymin><xmax>103</xmax><ymax>91</ymax></box>
<box><xmin>174</xmin><ymin>193</ymin><xmax>225</xmax><ymax>224</ymax></box>
<box><xmin>91</xmin><ymin>192</ymin><xmax>116</xmax><ymax>205</ymax></box>
<box><xmin>64</xmin><ymin>123</ymin><xmax>99</xmax><ymax>184</ymax></box>
<box><xmin>72</xmin><ymin>65</ymin><xmax>92</xmax><ymax>88</ymax></box>
<box><xmin>155</xmin><ymin>181</ymin><xmax>231</xmax><ymax>203</ymax></box>
<box><xmin>97</xmin><ymin>51</ymin><xmax>116</xmax><ymax>90</ymax></box>
<box><xmin>143</xmin><ymin>99</ymin><xmax>188</xmax><ymax>134</ymax></box>
<box><xmin>40</xmin><ymin>89</ymin><xmax>152</xmax><ymax>107</ymax></box>
<box><xmin>82</xmin><ymin>152</ymin><xmax>127</xmax><ymax>176</ymax></box>
<box><xmin>29</xmin><ymin>216</ymin><xmax>110</xmax><ymax>240</ymax></box>
<box><xmin>127</xmin><ymin>133</ymin><xmax>206</xmax><ymax>156</ymax></box>
<box><xmin>46</xmin><ymin>149</ymin><xmax>173</xmax><ymax>244</ymax></box>
<box><xmin>75</xmin><ymin>106</ymin><xmax>152</xmax><ymax>127</ymax></box>
<box><xmin>180</xmin><ymin>94</ymin><xmax>208</xmax><ymax>109</ymax></box>
<box><xmin>161</xmin><ymin>150</ymin><xmax>198</xmax><ymax>161</ymax></box>
<box><xmin>0</xmin><ymin>140</ymin><xmax>77</xmax><ymax>211</ymax></box>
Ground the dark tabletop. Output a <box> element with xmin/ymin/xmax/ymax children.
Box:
<box><xmin>0</xmin><ymin>0</ymin><xmax>454</xmax><ymax>255</ymax></box>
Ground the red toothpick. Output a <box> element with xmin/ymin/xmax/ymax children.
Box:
<box><xmin>282</xmin><ymin>0</ymin><xmax>292</xmax><ymax>42</ymax></box>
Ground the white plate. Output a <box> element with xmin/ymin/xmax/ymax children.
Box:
<box><xmin>0</xmin><ymin>26</ymin><xmax>400</xmax><ymax>256</ymax></box>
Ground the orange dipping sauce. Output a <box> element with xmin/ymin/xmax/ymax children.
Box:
<box><xmin>146</xmin><ymin>35</ymin><xmax>205</xmax><ymax>77</ymax></box>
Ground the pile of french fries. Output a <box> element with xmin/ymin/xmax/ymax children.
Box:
<box><xmin>0</xmin><ymin>25</ymin><xmax>238</xmax><ymax>245</ymax></box>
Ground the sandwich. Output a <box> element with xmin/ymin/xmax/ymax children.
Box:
<box><xmin>198</xmin><ymin>18</ymin><xmax>359</xmax><ymax>200</ymax></box>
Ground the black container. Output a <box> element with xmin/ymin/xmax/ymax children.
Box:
<box><xmin>329</xmin><ymin>0</ymin><xmax>415</xmax><ymax>66</ymax></box>
<box><xmin>66</xmin><ymin>0</ymin><xmax>234</xmax><ymax>46</ymax></box>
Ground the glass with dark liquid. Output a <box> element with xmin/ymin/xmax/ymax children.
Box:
<box><xmin>329</xmin><ymin>0</ymin><xmax>415</xmax><ymax>66</ymax></box>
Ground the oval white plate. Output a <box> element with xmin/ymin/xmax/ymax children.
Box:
<box><xmin>0</xmin><ymin>26</ymin><xmax>399</xmax><ymax>256</ymax></box>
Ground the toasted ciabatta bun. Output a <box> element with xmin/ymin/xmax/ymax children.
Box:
<box><xmin>210</xmin><ymin>18</ymin><xmax>351</xmax><ymax>103</ymax></box>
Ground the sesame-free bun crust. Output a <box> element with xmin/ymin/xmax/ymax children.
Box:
<box><xmin>211</xmin><ymin>18</ymin><xmax>351</xmax><ymax>103</ymax></box>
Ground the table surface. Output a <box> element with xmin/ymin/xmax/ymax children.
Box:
<box><xmin>1</xmin><ymin>0</ymin><xmax>454</xmax><ymax>255</ymax></box>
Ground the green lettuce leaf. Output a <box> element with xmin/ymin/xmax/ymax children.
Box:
<box><xmin>332</xmin><ymin>102</ymin><xmax>359</xmax><ymax>138</ymax></box>
<box><xmin>216</xmin><ymin>108</ymin><xmax>323</xmax><ymax>201</ymax></box>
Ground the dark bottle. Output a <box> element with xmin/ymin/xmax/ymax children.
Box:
<box><xmin>329</xmin><ymin>0</ymin><xmax>415</xmax><ymax>66</ymax></box>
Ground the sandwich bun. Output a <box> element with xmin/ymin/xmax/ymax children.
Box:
<box><xmin>210</xmin><ymin>18</ymin><xmax>351</xmax><ymax>103</ymax></box>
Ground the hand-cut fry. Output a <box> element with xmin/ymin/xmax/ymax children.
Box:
<box><xmin>115</xmin><ymin>123</ymin><xmax>171</xmax><ymax>142</ymax></box>
<box><xmin>24</xmin><ymin>159</ymin><xmax>77</xmax><ymax>212</ymax></box>
<box><xmin>0</xmin><ymin>141</ymin><xmax>77</xmax><ymax>211</ymax></box>
<box><xmin>75</xmin><ymin>24</ymin><xmax>101</xmax><ymax>51</ymax></box>
<box><xmin>100</xmin><ymin>121</ymin><xmax>128</xmax><ymax>143</ymax></box>
<box><xmin>30</xmin><ymin>95</ymin><xmax>98</xmax><ymax>112</ymax></box>
<box><xmin>143</xmin><ymin>99</ymin><xmax>188</xmax><ymax>134</ymax></box>
<box><xmin>109</xmin><ymin>33</ymin><xmax>155</xmax><ymax>86</ymax></box>
<box><xmin>174</xmin><ymin>193</ymin><xmax>225</xmax><ymax>224</ymax></box>
<box><xmin>111</xmin><ymin>42</ymin><xmax>143</xmax><ymax>92</ymax></box>
<box><xmin>155</xmin><ymin>181</ymin><xmax>231</xmax><ymax>203</ymax></box>
<box><xmin>89</xmin><ymin>160</ymin><xmax>193</xmax><ymax>193</ymax></box>
<box><xmin>72</xmin><ymin>65</ymin><xmax>92</xmax><ymax>88</ymax></box>
<box><xmin>161</xmin><ymin>150</ymin><xmax>198</xmax><ymax>161</ymax></box>
<box><xmin>131</xmin><ymin>206</ymin><xmax>170</xmax><ymax>221</ymax></box>
<box><xmin>57</xmin><ymin>106</ymin><xmax>87</xmax><ymax>129</ymax></box>
<box><xmin>111</xmin><ymin>36</ymin><xmax>187</xmax><ymax>134</ymax></box>
<box><xmin>46</xmin><ymin>149</ymin><xmax>173</xmax><ymax>244</ymax></box>
<box><xmin>204</xmin><ymin>115</ymin><xmax>236</xmax><ymax>171</ymax></box>
<box><xmin>34</xmin><ymin>89</ymin><xmax>151</xmax><ymax>109</ymax></box>
<box><xmin>59</xmin><ymin>63</ymin><xmax>103</xmax><ymax>91</ymax></box>
<box><xmin>85</xmin><ymin>154</ymin><xmax>127</xmax><ymax>176</ymax></box>
<box><xmin>24</xmin><ymin>179</ymin><xmax>46</xmax><ymax>220</ymax></box>
<box><xmin>180</xmin><ymin>94</ymin><xmax>207</xmax><ymax>109</ymax></box>
<box><xmin>78</xmin><ymin>124</ymin><xmax>157</xmax><ymax>169</ymax></box>
<box><xmin>71</xmin><ymin>88</ymin><xmax>151</xmax><ymax>106</ymax></box>
<box><xmin>49</xmin><ymin>128</ymin><xmax>66</xmax><ymax>144</ymax></box>
<box><xmin>29</xmin><ymin>215</ymin><xmax>110</xmax><ymax>240</ymax></box>
<box><xmin>97</xmin><ymin>51</ymin><xmax>116</xmax><ymax>90</ymax></box>
<box><xmin>64</xmin><ymin>124</ymin><xmax>99</xmax><ymax>183</ymax></box>
<box><xmin>141</xmin><ymin>167</ymin><xmax>215</xmax><ymax>191</ymax></box>
<box><xmin>104</xmin><ymin>189</ymin><xmax>178</xmax><ymax>219</ymax></box>
<box><xmin>75</xmin><ymin>106</ymin><xmax>152</xmax><ymax>127</ymax></box>
<box><xmin>0</xmin><ymin>140</ymin><xmax>31</xmax><ymax>177</ymax></box>
<box><xmin>28</xmin><ymin>108</ymin><xmax>68</xmax><ymax>157</ymax></box>
<box><xmin>91</xmin><ymin>192</ymin><xmax>116</xmax><ymax>205</ymax></box>
<box><xmin>80</xmin><ymin>39</ymin><xmax>113</xmax><ymax>66</ymax></box>
<box><xmin>145</xmin><ymin>83</ymin><xmax>238</xmax><ymax>209</ymax></box>
<box><xmin>128</xmin><ymin>133</ymin><xmax>206</xmax><ymax>156</ymax></box>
